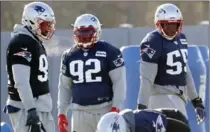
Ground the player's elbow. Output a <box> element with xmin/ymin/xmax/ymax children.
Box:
<box><xmin>111</xmin><ymin>67</ymin><xmax>126</xmax><ymax>96</ymax></box>
<box><xmin>14</xmin><ymin>79</ymin><xmax>31</xmax><ymax>91</ymax></box>
<box><xmin>58</xmin><ymin>74</ymin><xmax>72</xmax><ymax>89</ymax></box>
<box><xmin>14</xmin><ymin>82</ymin><xmax>23</xmax><ymax>90</ymax></box>
<box><xmin>109</xmin><ymin>66</ymin><xmax>126</xmax><ymax>84</ymax></box>
<box><xmin>12</xmin><ymin>64</ymin><xmax>31</xmax><ymax>89</ymax></box>
<box><xmin>112</xmin><ymin>78</ymin><xmax>126</xmax><ymax>106</ymax></box>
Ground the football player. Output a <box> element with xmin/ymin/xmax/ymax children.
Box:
<box><xmin>4</xmin><ymin>2</ymin><xmax>56</xmax><ymax>132</ymax></box>
<box><xmin>137</xmin><ymin>3</ymin><xmax>205</xmax><ymax>125</ymax></box>
<box><xmin>97</xmin><ymin>108</ymin><xmax>191</xmax><ymax>132</ymax></box>
<box><xmin>57</xmin><ymin>14</ymin><xmax>126</xmax><ymax>132</ymax></box>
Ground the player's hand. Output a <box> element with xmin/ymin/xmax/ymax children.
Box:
<box><xmin>110</xmin><ymin>107</ymin><xmax>120</xmax><ymax>113</ymax></box>
<box><xmin>26</xmin><ymin>108</ymin><xmax>46</xmax><ymax>132</ymax></box>
<box><xmin>191</xmin><ymin>97</ymin><xmax>206</xmax><ymax>124</ymax></box>
<box><xmin>58</xmin><ymin>114</ymin><xmax>69</xmax><ymax>132</ymax></box>
<box><xmin>195</xmin><ymin>107</ymin><xmax>206</xmax><ymax>124</ymax></box>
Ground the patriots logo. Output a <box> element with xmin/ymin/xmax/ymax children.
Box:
<box><xmin>91</xmin><ymin>17</ymin><xmax>97</xmax><ymax>22</ymax></box>
<box><xmin>34</xmin><ymin>5</ymin><xmax>45</xmax><ymax>15</ymax></box>
<box><xmin>141</xmin><ymin>44</ymin><xmax>156</xmax><ymax>59</ymax></box>
<box><xmin>13</xmin><ymin>51</ymin><xmax>32</xmax><ymax>62</ymax></box>
<box><xmin>113</xmin><ymin>54</ymin><xmax>124</xmax><ymax>67</ymax></box>
<box><xmin>158</xmin><ymin>8</ymin><xmax>166</xmax><ymax>14</ymax></box>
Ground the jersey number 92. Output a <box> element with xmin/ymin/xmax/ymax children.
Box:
<box><xmin>69</xmin><ymin>59</ymin><xmax>102</xmax><ymax>83</ymax></box>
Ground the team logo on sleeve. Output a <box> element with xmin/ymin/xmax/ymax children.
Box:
<box><xmin>13</xmin><ymin>50</ymin><xmax>32</xmax><ymax>62</ymax></box>
<box><xmin>141</xmin><ymin>44</ymin><xmax>156</xmax><ymax>59</ymax></box>
<box><xmin>113</xmin><ymin>54</ymin><xmax>124</xmax><ymax>67</ymax></box>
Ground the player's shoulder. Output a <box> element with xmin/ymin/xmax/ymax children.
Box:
<box><xmin>61</xmin><ymin>45</ymin><xmax>79</xmax><ymax>59</ymax></box>
<box><xmin>9</xmin><ymin>25</ymin><xmax>40</xmax><ymax>49</ymax></box>
<box><xmin>178</xmin><ymin>32</ymin><xmax>188</xmax><ymax>45</ymax></box>
<box><xmin>96</xmin><ymin>40</ymin><xmax>120</xmax><ymax>51</ymax></box>
<box><xmin>7</xmin><ymin>34</ymin><xmax>39</xmax><ymax>56</ymax></box>
<box><xmin>96</xmin><ymin>40</ymin><xmax>121</xmax><ymax>55</ymax></box>
<box><xmin>9</xmin><ymin>34</ymin><xmax>36</xmax><ymax>48</ymax></box>
<box><xmin>140</xmin><ymin>30</ymin><xmax>163</xmax><ymax>53</ymax></box>
<box><xmin>140</xmin><ymin>30</ymin><xmax>162</xmax><ymax>61</ymax></box>
<box><xmin>141</xmin><ymin>30</ymin><xmax>162</xmax><ymax>45</ymax></box>
<box><xmin>179</xmin><ymin>32</ymin><xmax>187</xmax><ymax>39</ymax></box>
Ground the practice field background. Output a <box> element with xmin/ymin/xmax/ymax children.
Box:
<box><xmin>1</xmin><ymin>1</ymin><xmax>209</xmax><ymax>132</ymax></box>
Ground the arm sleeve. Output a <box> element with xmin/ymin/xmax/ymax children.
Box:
<box><xmin>57</xmin><ymin>51</ymin><xmax>72</xmax><ymax>116</ymax></box>
<box><xmin>60</xmin><ymin>50</ymin><xmax>71</xmax><ymax>77</ymax></box>
<box><xmin>186</xmin><ymin>64</ymin><xmax>198</xmax><ymax>100</ymax></box>
<box><xmin>109</xmin><ymin>66</ymin><xmax>126</xmax><ymax>110</ymax></box>
<box><xmin>107</xmin><ymin>46</ymin><xmax>124</xmax><ymax>71</ymax></box>
<box><xmin>107</xmin><ymin>46</ymin><xmax>125</xmax><ymax>109</ymax></box>
<box><xmin>10</xmin><ymin>44</ymin><xmax>32</xmax><ymax>66</ymax></box>
<box><xmin>140</xmin><ymin>34</ymin><xmax>162</xmax><ymax>64</ymax></box>
<box><xmin>57</xmin><ymin>73</ymin><xmax>72</xmax><ymax>116</ymax></box>
<box><xmin>137</xmin><ymin>33</ymin><xmax>161</xmax><ymax>106</ymax></box>
<box><xmin>137</xmin><ymin>61</ymin><xmax>158</xmax><ymax>106</ymax></box>
<box><xmin>12</xmin><ymin>64</ymin><xmax>35</xmax><ymax>110</ymax></box>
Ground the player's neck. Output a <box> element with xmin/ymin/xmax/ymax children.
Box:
<box><xmin>82</xmin><ymin>48</ymin><xmax>89</xmax><ymax>52</ymax></box>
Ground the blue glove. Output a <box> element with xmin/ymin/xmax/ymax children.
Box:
<box><xmin>191</xmin><ymin>97</ymin><xmax>206</xmax><ymax>124</ymax></box>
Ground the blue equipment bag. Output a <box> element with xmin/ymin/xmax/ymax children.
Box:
<box><xmin>120</xmin><ymin>45</ymin><xmax>141</xmax><ymax>110</ymax></box>
<box><xmin>1</xmin><ymin>122</ymin><xmax>13</xmax><ymax>132</ymax></box>
<box><xmin>187</xmin><ymin>45</ymin><xmax>207</xmax><ymax>132</ymax></box>
<box><xmin>198</xmin><ymin>45</ymin><xmax>209</xmax><ymax>132</ymax></box>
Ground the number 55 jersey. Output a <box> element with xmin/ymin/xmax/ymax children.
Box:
<box><xmin>140</xmin><ymin>30</ymin><xmax>188</xmax><ymax>86</ymax></box>
<box><xmin>138</xmin><ymin>30</ymin><xmax>198</xmax><ymax>115</ymax></box>
<box><xmin>60</xmin><ymin>41</ymin><xmax>125</xmax><ymax>107</ymax></box>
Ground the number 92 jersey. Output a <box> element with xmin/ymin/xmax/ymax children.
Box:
<box><xmin>7</xmin><ymin>33</ymin><xmax>49</xmax><ymax>101</ymax></box>
<box><xmin>140</xmin><ymin>30</ymin><xmax>188</xmax><ymax>86</ymax></box>
<box><xmin>61</xmin><ymin>41</ymin><xmax>124</xmax><ymax>106</ymax></box>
